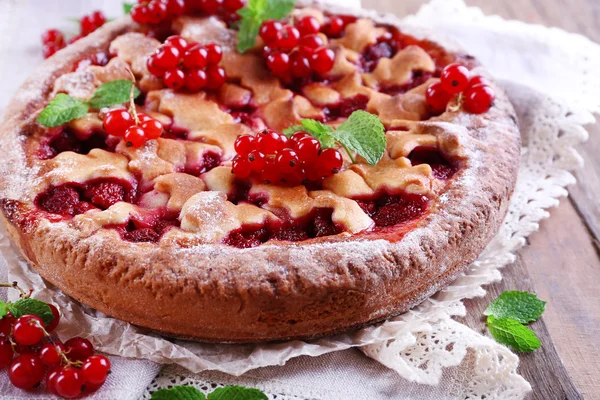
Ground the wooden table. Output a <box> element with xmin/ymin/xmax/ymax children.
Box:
<box><xmin>361</xmin><ymin>1</ymin><xmax>600</xmax><ymax>398</ymax></box>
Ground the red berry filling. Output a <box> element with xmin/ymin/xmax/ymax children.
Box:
<box><xmin>111</xmin><ymin>215</ymin><xmax>180</xmax><ymax>243</ymax></box>
<box><xmin>408</xmin><ymin>147</ymin><xmax>456</xmax><ymax>180</ymax></box>
<box><xmin>36</xmin><ymin>179</ymin><xmax>136</xmax><ymax>217</ymax></box>
<box><xmin>323</xmin><ymin>94</ymin><xmax>370</xmax><ymax>121</ymax></box>
<box><xmin>38</xmin><ymin>128</ymin><xmax>114</xmax><ymax>160</ymax></box>
<box><xmin>357</xmin><ymin>193</ymin><xmax>429</xmax><ymax>228</ymax></box>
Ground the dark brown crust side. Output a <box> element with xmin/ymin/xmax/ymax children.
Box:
<box><xmin>0</xmin><ymin>9</ymin><xmax>520</xmax><ymax>343</ymax></box>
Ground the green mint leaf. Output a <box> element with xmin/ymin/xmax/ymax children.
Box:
<box><xmin>67</xmin><ymin>17</ymin><xmax>81</xmax><ymax>24</ymax></box>
<box><xmin>37</xmin><ymin>94</ymin><xmax>89</xmax><ymax>128</ymax></box>
<box><xmin>487</xmin><ymin>316</ymin><xmax>542</xmax><ymax>352</ymax></box>
<box><xmin>0</xmin><ymin>301</ymin><xmax>9</xmax><ymax>319</ymax></box>
<box><xmin>208</xmin><ymin>386</ymin><xmax>268</xmax><ymax>400</ymax></box>
<box><xmin>262</xmin><ymin>0</ymin><xmax>295</xmax><ymax>20</ymax></box>
<box><xmin>123</xmin><ymin>2</ymin><xmax>134</xmax><ymax>14</ymax></box>
<box><xmin>236</xmin><ymin>0</ymin><xmax>296</xmax><ymax>53</ymax></box>
<box><xmin>88</xmin><ymin>80</ymin><xmax>140</xmax><ymax>110</ymax></box>
<box><xmin>329</xmin><ymin>110</ymin><xmax>386</xmax><ymax>165</ymax></box>
<box><xmin>484</xmin><ymin>291</ymin><xmax>546</xmax><ymax>324</ymax></box>
<box><xmin>7</xmin><ymin>298</ymin><xmax>55</xmax><ymax>325</ymax></box>
<box><xmin>283</xmin><ymin>120</ymin><xmax>336</xmax><ymax>148</ymax></box>
<box><xmin>151</xmin><ymin>386</ymin><xmax>206</xmax><ymax>400</ymax></box>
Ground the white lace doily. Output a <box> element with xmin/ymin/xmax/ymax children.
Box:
<box><xmin>0</xmin><ymin>1</ymin><xmax>597</xmax><ymax>399</ymax></box>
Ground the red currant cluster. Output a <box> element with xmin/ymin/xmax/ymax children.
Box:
<box><xmin>131</xmin><ymin>0</ymin><xmax>245</xmax><ymax>25</ymax></box>
<box><xmin>130</xmin><ymin>0</ymin><xmax>185</xmax><ymax>25</ymax></box>
<box><xmin>260</xmin><ymin>16</ymin><xmax>336</xmax><ymax>80</ymax></box>
<box><xmin>103</xmin><ymin>109</ymin><xmax>164</xmax><ymax>148</ymax></box>
<box><xmin>0</xmin><ymin>300</ymin><xmax>110</xmax><ymax>397</ymax></box>
<box><xmin>232</xmin><ymin>130</ymin><xmax>343</xmax><ymax>185</ymax></box>
<box><xmin>426</xmin><ymin>63</ymin><xmax>496</xmax><ymax>115</ymax></box>
<box><xmin>147</xmin><ymin>36</ymin><xmax>226</xmax><ymax>91</ymax></box>
<box><xmin>41</xmin><ymin>11</ymin><xmax>106</xmax><ymax>59</ymax></box>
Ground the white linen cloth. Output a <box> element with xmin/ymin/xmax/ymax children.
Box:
<box><xmin>0</xmin><ymin>0</ymin><xmax>596</xmax><ymax>398</ymax></box>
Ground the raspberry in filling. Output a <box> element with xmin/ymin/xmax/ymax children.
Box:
<box><xmin>36</xmin><ymin>179</ymin><xmax>135</xmax><ymax>217</ymax></box>
<box><xmin>118</xmin><ymin>216</ymin><xmax>180</xmax><ymax>243</ymax></box>
<box><xmin>357</xmin><ymin>193</ymin><xmax>430</xmax><ymax>228</ymax></box>
<box><xmin>38</xmin><ymin>129</ymin><xmax>114</xmax><ymax>160</ymax></box>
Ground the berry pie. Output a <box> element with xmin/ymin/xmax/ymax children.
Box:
<box><xmin>0</xmin><ymin>1</ymin><xmax>520</xmax><ymax>342</ymax></box>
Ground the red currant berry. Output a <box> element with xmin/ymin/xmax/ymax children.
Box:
<box><xmin>232</xmin><ymin>157</ymin><xmax>253</xmax><ymax>178</ymax></box>
<box><xmin>296</xmin><ymin>16</ymin><xmax>321</xmax><ymax>36</ymax></box>
<box><xmin>165</xmin><ymin>0</ymin><xmax>186</xmax><ymax>17</ymax></box>
<box><xmin>184</xmin><ymin>69</ymin><xmax>207</xmax><ymax>91</ymax></box>
<box><xmin>276</xmin><ymin>148</ymin><xmax>299</xmax><ymax>173</ymax></box>
<box><xmin>260</xmin><ymin>159</ymin><xmax>282</xmax><ymax>184</ymax></box>
<box><xmin>199</xmin><ymin>0</ymin><xmax>223</xmax><ymax>14</ymax></box>
<box><xmin>318</xmin><ymin>148</ymin><xmax>343</xmax><ymax>176</ymax></box>
<box><xmin>304</xmin><ymin>163</ymin><xmax>322</xmax><ymax>181</ymax></box>
<box><xmin>124</xmin><ymin>126</ymin><xmax>147</xmax><ymax>148</ymax></box>
<box><xmin>223</xmin><ymin>0</ymin><xmax>245</xmax><ymax>12</ymax></box>
<box><xmin>141</xmin><ymin>119</ymin><xmax>164</xmax><ymax>140</ymax></box>
<box><xmin>322</xmin><ymin>16</ymin><xmax>345</xmax><ymax>37</ymax></box>
<box><xmin>39</xmin><ymin>342</ymin><xmax>66</xmax><ymax>367</ymax></box>
<box><xmin>205</xmin><ymin>66</ymin><xmax>226</xmax><ymax>90</ymax></box>
<box><xmin>310</xmin><ymin>47</ymin><xmax>335</xmax><ymax>74</ymax></box>
<box><xmin>267</xmin><ymin>52</ymin><xmax>290</xmax><ymax>76</ymax></box>
<box><xmin>290</xmin><ymin>132</ymin><xmax>311</xmax><ymax>142</ymax></box>
<box><xmin>204</xmin><ymin>43</ymin><xmax>223</xmax><ymax>65</ymax></box>
<box><xmin>259</xmin><ymin>20</ymin><xmax>283</xmax><ymax>45</ymax></box>
<box><xmin>256</xmin><ymin>130</ymin><xmax>283</xmax><ymax>154</ymax></box>
<box><xmin>103</xmin><ymin>109</ymin><xmax>133</xmax><ymax>137</ymax></box>
<box><xmin>290</xmin><ymin>52</ymin><xmax>312</xmax><ymax>78</ymax></box>
<box><xmin>43</xmin><ymin>42</ymin><xmax>63</xmax><ymax>59</ymax></box>
<box><xmin>64</xmin><ymin>337</ymin><xmax>94</xmax><ymax>362</ymax></box>
<box><xmin>440</xmin><ymin>63</ymin><xmax>470</xmax><ymax>94</ymax></box>
<box><xmin>426</xmin><ymin>81</ymin><xmax>453</xmax><ymax>114</ymax></box>
<box><xmin>463</xmin><ymin>84</ymin><xmax>495</xmax><ymax>114</ymax></box>
<box><xmin>153</xmin><ymin>45</ymin><xmax>181</xmax><ymax>70</ymax></box>
<box><xmin>137</xmin><ymin>113</ymin><xmax>154</xmax><ymax>123</ymax></box>
<box><xmin>183</xmin><ymin>45</ymin><xmax>208</xmax><ymax>69</ymax></box>
<box><xmin>0</xmin><ymin>315</ymin><xmax>15</xmax><ymax>336</ymax></box>
<box><xmin>295</xmin><ymin>137</ymin><xmax>321</xmax><ymax>162</ymax></box>
<box><xmin>0</xmin><ymin>340</ymin><xmax>14</xmax><ymax>368</ymax></box>
<box><xmin>13</xmin><ymin>315</ymin><xmax>45</xmax><ymax>346</ymax></box>
<box><xmin>82</xmin><ymin>355</ymin><xmax>112</xmax><ymax>385</ymax></box>
<box><xmin>467</xmin><ymin>75</ymin><xmax>491</xmax><ymax>88</ymax></box>
<box><xmin>147</xmin><ymin>55</ymin><xmax>166</xmax><ymax>77</ymax></box>
<box><xmin>147</xmin><ymin>0</ymin><xmax>168</xmax><ymax>24</ymax></box>
<box><xmin>55</xmin><ymin>366</ymin><xmax>85</xmax><ymax>398</ymax></box>
<box><xmin>45</xmin><ymin>304</ymin><xmax>61</xmax><ymax>332</ymax></box>
<box><xmin>164</xmin><ymin>68</ymin><xmax>186</xmax><ymax>89</ymax></box>
<box><xmin>276</xmin><ymin>25</ymin><xmax>301</xmax><ymax>50</ymax></box>
<box><xmin>91</xmin><ymin>11</ymin><xmax>107</xmax><ymax>27</ymax></box>
<box><xmin>131</xmin><ymin>4</ymin><xmax>150</xmax><ymax>24</ymax></box>
<box><xmin>247</xmin><ymin>150</ymin><xmax>266</xmax><ymax>172</ymax></box>
<box><xmin>298</xmin><ymin>34</ymin><xmax>324</xmax><ymax>57</ymax></box>
<box><xmin>80</xmin><ymin>15</ymin><xmax>96</xmax><ymax>36</ymax></box>
<box><xmin>47</xmin><ymin>365</ymin><xmax>62</xmax><ymax>395</ymax></box>
<box><xmin>8</xmin><ymin>354</ymin><xmax>45</xmax><ymax>390</ymax></box>
<box><xmin>234</xmin><ymin>135</ymin><xmax>256</xmax><ymax>156</ymax></box>
<box><xmin>164</xmin><ymin>35</ymin><xmax>188</xmax><ymax>53</ymax></box>
<box><xmin>42</xmin><ymin>29</ymin><xmax>64</xmax><ymax>45</ymax></box>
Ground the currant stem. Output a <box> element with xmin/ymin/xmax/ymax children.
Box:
<box><xmin>32</xmin><ymin>319</ymin><xmax>83</xmax><ymax>368</ymax></box>
<box><xmin>340</xmin><ymin>143</ymin><xmax>356</xmax><ymax>164</ymax></box>
<box><xmin>126</xmin><ymin>68</ymin><xmax>140</xmax><ymax>126</ymax></box>
<box><xmin>448</xmin><ymin>93</ymin><xmax>463</xmax><ymax>113</ymax></box>
<box><xmin>0</xmin><ymin>282</ymin><xmax>30</xmax><ymax>298</ymax></box>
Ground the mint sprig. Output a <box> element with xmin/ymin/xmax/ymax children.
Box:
<box><xmin>283</xmin><ymin>110</ymin><xmax>386</xmax><ymax>165</ymax></box>
<box><xmin>123</xmin><ymin>2</ymin><xmax>134</xmax><ymax>14</ymax></box>
<box><xmin>484</xmin><ymin>291</ymin><xmax>545</xmax><ymax>352</ymax></box>
<box><xmin>151</xmin><ymin>385</ymin><xmax>267</xmax><ymax>400</ymax></box>
<box><xmin>236</xmin><ymin>0</ymin><xmax>296</xmax><ymax>53</ymax></box>
<box><xmin>37</xmin><ymin>80</ymin><xmax>140</xmax><ymax>128</ymax></box>
<box><xmin>0</xmin><ymin>298</ymin><xmax>55</xmax><ymax>325</ymax></box>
